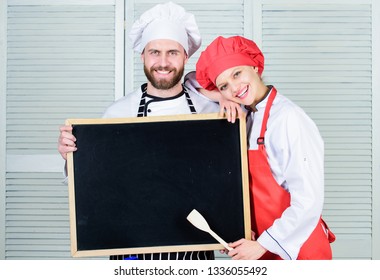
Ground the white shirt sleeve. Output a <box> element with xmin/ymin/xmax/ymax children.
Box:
<box><xmin>61</xmin><ymin>161</ymin><xmax>68</xmax><ymax>184</ymax></box>
<box><xmin>183</xmin><ymin>71</ymin><xmax>215</xmax><ymax>102</ymax></box>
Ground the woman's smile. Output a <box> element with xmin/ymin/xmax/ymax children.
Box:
<box><xmin>236</xmin><ymin>85</ymin><xmax>249</xmax><ymax>100</ymax></box>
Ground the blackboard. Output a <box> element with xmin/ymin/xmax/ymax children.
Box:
<box><xmin>66</xmin><ymin>113</ymin><xmax>250</xmax><ymax>257</ymax></box>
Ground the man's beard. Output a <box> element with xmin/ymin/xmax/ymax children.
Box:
<box><xmin>144</xmin><ymin>65</ymin><xmax>184</xmax><ymax>90</ymax></box>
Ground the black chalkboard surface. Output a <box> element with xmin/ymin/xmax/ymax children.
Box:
<box><xmin>66</xmin><ymin>113</ymin><xmax>250</xmax><ymax>257</ymax></box>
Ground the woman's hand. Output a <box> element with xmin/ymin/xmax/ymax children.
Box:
<box><xmin>228</xmin><ymin>239</ymin><xmax>267</xmax><ymax>260</ymax></box>
<box><xmin>218</xmin><ymin>95</ymin><xmax>243</xmax><ymax>123</ymax></box>
<box><xmin>223</xmin><ymin>231</ymin><xmax>265</xmax><ymax>260</ymax></box>
<box><xmin>198</xmin><ymin>88</ymin><xmax>243</xmax><ymax>123</ymax></box>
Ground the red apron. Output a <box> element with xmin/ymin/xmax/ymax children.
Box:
<box><xmin>249</xmin><ymin>87</ymin><xmax>335</xmax><ymax>260</ymax></box>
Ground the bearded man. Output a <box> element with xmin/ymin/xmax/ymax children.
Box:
<box><xmin>58</xmin><ymin>2</ymin><xmax>221</xmax><ymax>260</ymax></box>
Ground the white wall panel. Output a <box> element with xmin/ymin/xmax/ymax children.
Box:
<box><xmin>4</xmin><ymin>0</ymin><xmax>122</xmax><ymax>259</ymax></box>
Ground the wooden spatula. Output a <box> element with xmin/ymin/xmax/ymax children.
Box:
<box><xmin>187</xmin><ymin>209</ymin><xmax>233</xmax><ymax>251</ymax></box>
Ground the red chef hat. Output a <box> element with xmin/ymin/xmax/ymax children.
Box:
<box><xmin>196</xmin><ymin>36</ymin><xmax>264</xmax><ymax>91</ymax></box>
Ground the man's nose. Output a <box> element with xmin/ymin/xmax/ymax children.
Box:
<box><xmin>158</xmin><ymin>54</ymin><xmax>169</xmax><ymax>67</ymax></box>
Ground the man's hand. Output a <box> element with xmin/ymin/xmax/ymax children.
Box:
<box><xmin>58</xmin><ymin>125</ymin><xmax>77</xmax><ymax>160</ymax></box>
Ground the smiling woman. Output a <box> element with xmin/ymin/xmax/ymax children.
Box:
<box><xmin>214</xmin><ymin>65</ymin><xmax>265</xmax><ymax>110</ymax></box>
<box><xmin>196</xmin><ymin>36</ymin><xmax>335</xmax><ymax>260</ymax></box>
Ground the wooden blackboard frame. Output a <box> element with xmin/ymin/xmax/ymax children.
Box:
<box><xmin>66</xmin><ymin>113</ymin><xmax>250</xmax><ymax>257</ymax></box>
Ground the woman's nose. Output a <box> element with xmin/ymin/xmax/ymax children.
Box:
<box><xmin>230</xmin><ymin>82</ymin><xmax>240</xmax><ymax>93</ymax></box>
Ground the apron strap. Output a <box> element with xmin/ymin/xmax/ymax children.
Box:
<box><xmin>137</xmin><ymin>84</ymin><xmax>148</xmax><ymax>117</ymax></box>
<box><xmin>184</xmin><ymin>87</ymin><xmax>197</xmax><ymax>114</ymax></box>
<box><xmin>257</xmin><ymin>87</ymin><xmax>277</xmax><ymax>145</ymax></box>
<box><xmin>136</xmin><ymin>84</ymin><xmax>196</xmax><ymax>117</ymax></box>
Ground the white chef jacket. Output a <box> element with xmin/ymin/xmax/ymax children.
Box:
<box><xmin>249</xmin><ymin>89</ymin><xmax>325</xmax><ymax>260</ymax></box>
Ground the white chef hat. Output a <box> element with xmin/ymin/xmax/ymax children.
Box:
<box><xmin>129</xmin><ymin>2</ymin><xmax>201</xmax><ymax>58</ymax></box>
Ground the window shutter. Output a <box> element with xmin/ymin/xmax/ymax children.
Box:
<box><xmin>5</xmin><ymin>0</ymin><xmax>122</xmax><ymax>259</ymax></box>
<box><xmin>257</xmin><ymin>1</ymin><xmax>374</xmax><ymax>259</ymax></box>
